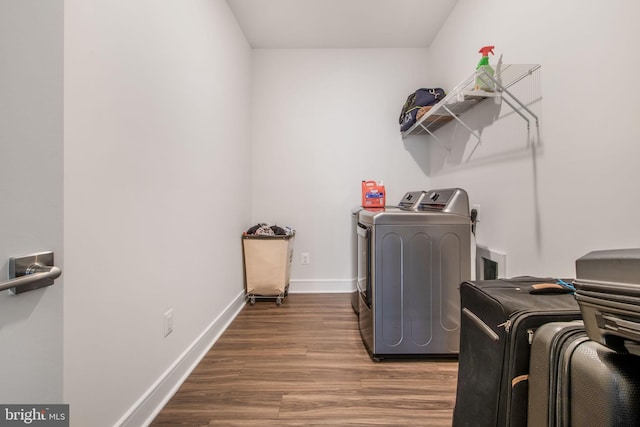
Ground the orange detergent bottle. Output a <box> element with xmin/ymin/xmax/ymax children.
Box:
<box><xmin>361</xmin><ymin>180</ymin><xmax>386</xmax><ymax>208</ymax></box>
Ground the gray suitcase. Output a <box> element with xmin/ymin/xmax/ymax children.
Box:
<box><xmin>529</xmin><ymin>320</ymin><xmax>640</xmax><ymax>426</ymax></box>
<box><xmin>574</xmin><ymin>249</ymin><xmax>640</xmax><ymax>354</ymax></box>
<box><xmin>528</xmin><ymin>321</ymin><xmax>588</xmax><ymax>426</ymax></box>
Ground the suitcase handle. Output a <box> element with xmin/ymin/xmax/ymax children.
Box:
<box><xmin>602</xmin><ymin>313</ymin><xmax>640</xmax><ymax>336</ymax></box>
<box><xmin>462</xmin><ymin>308</ymin><xmax>499</xmax><ymax>342</ymax></box>
<box><xmin>529</xmin><ymin>281</ymin><xmax>575</xmax><ymax>294</ymax></box>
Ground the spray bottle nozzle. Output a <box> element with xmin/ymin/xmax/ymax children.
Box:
<box><xmin>478</xmin><ymin>45</ymin><xmax>495</xmax><ymax>57</ymax></box>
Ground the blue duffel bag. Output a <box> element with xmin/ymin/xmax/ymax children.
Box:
<box><xmin>399</xmin><ymin>88</ymin><xmax>445</xmax><ymax>132</ymax></box>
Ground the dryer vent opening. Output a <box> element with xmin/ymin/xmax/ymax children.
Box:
<box><xmin>476</xmin><ymin>246</ymin><xmax>507</xmax><ymax>280</ymax></box>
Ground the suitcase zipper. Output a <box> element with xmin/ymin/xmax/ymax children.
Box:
<box><xmin>500</xmin><ymin>319</ymin><xmax>538</xmax><ymax>343</ymax></box>
<box><xmin>498</xmin><ymin>319</ymin><xmax>512</xmax><ymax>332</ymax></box>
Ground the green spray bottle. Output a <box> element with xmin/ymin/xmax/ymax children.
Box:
<box><xmin>475</xmin><ymin>45</ymin><xmax>495</xmax><ymax>91</ymax></box>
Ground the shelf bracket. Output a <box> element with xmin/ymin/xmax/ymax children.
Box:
<box><xmin>501</xmin><ymin>96</ymin><xmax>531</xmax><ymax>130</ymax></box>
<box><xmin>420</xmin><ymin>123</ymin><xmax>451</xmax><ymax>152</ymax></box>
<box><xmin>441</xmin><ymin>104</ymin><xmax>483</xmax><ymax>143</ymax></box>
<box><xmin>478</xmin><ymin>70</ymin><xmax>539</xmax><ymax>129</ymax></box>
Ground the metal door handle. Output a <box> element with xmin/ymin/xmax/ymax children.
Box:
<box><xmin>1</xmin><ymin>251</ymin><xmax>61</xmax><ymax>295</ymax></box>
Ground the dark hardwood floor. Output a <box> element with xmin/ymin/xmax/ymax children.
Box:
<box><xmin>151</xmin><ymin>293</ymin><xmax>458</xmax><ymax>426</ymax></box>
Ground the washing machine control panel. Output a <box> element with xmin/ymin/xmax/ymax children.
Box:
<box><xmin>419</xmin><ymin>188</ymin><xmax>470</xmax><ymax>216</ymax></box>
<box><xmin>397</xmin><ymin>188</ymin><xmax>470</xmax><ymax>216</ymax></box>
<box><xmin>422</xmin><ymin>189</ymin><xmax>451</xmax><ymax>208</ymax></box>
<box><xmin>398</xmin><ymin>191</ymin><xmax>427</xmax><ymax>210</ymax></box>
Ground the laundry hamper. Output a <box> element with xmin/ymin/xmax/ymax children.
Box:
<box><xmin>242</xmin><ymin>232</ymin><xmax>295</xmax><ymax>306</ymax></box>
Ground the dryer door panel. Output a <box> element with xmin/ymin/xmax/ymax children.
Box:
<box><xmin>372</xmin><ymin>224</ymin><xmax>468</xmax><ymax>356</ymax></box>
<box><xmin>379</xmin><ymin>232</ymin><xmax>403</xmax><ymax>347</ymax></box>
<box><xmin>408</xmin><ymin>232</ymin><xmax>433</xmax><ymax>346</ymax></box>
<box><xmin>440</xmin><ymin>232</ymin><xmax>462</xmax><ymax>332</ymax></box>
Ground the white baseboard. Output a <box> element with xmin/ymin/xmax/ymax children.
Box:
<box><xmin>116</xmin><ymin>290</ymin><xmax>246</xmax><ymax>427</ymax></box>
<box><xmin>288</xmin><ymin>279</ymin><xmax>355</xmax><ymax>294</ymax></box>
<box><xmin>116</xmin><ymin>280</ymin><xmax>353</xmax><ymax>426</ymax></box>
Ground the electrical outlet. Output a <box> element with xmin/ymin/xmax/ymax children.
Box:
<box><xmin>164</xmin><ymin>309</ymin><xmax>174</xmax><ymax>337</ymax></box>
<box><xmin>301</xmin><ymin>252</ymin><xmax>310</xmax><ymax>265</ymax></box>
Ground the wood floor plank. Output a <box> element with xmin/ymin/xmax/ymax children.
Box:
<box><xmin>151</xmin><ymin>293</ymin><xmax>458</xmax><ymax>426</ymax></box>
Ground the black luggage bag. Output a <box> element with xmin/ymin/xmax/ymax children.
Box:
<box><xmin>452</xmin><ymin>277</ymin><xmax>581</xmax><ymax>427</ymax></box>
<box><xmin>574</xmin><ymin>248</ymin><xmax>640</xmax><ymax>354</ymax></box>
<box><xmin>528</xmin><ymin>320</ymin><xmax>640</xmax><ymax>426</ymax></box>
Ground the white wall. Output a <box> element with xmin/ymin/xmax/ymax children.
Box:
<box><xmin>64</xmin><ymin>1</ymin><xmax>251</xmax><ymax>425</ymax></box>
<box><xmin>11</xmin><ymin>0</ymin><xmax>638</xmax><ymax>423</ymax></box>
<box><xmin>0</xmin><ymin>0</ymin><xmax>63</xmax><ymax>403</ymax></box>
<box><xmin>426</xmin><ymin>0</ymin><xmax>640</xmax><ymax>277</ymax></box>
<box><xmin>251</xmin><ymin>49</ymin><xmax>432</xmax><ymax>291</ymax></box>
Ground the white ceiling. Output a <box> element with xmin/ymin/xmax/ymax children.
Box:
<box><xmin>225</xmin><ymin>0</ymin><xmax>458</xmax><ymax>49</ymax></box>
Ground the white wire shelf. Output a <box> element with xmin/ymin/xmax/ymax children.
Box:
<box><xmin>401</xmin><ymin>64</ymin><xmax>540</xmax><ymax>143</ymax></box>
